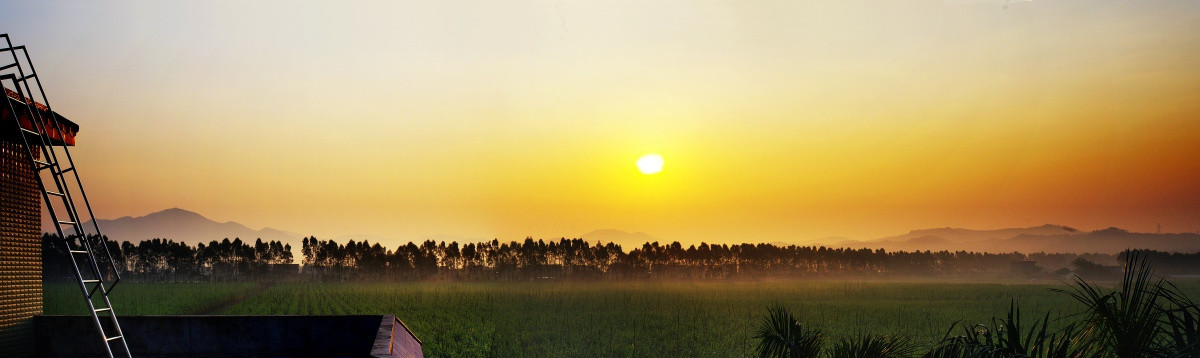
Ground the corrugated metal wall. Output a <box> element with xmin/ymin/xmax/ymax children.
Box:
<box><xmin>0</xmin><ymin>140</ymin><xmax>41</xmax><ymax>358</ymax></box>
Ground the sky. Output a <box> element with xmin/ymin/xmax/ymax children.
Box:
<box><xmin>2</xmin><ymin>0</ymin><xmax>1199</xmax><ymax>246</ymax></box>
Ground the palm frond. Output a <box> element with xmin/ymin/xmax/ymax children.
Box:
<box><xmin>1060</xmin><ymin>250</ymin><xmax>1166</xmax><ymax>358</ymax></box>
<box><xmin>828</xmin><ymin>334</ymin><xmax>914</xmax><ymax>358</ymax></box>
<box><xmin>1159</xmin><ymin>281</ymin><xmax>1200</xmax><ymax>358</ymax></box>
<box><xmin>923</xmin><ymin>300</ymin><xmax>1097</xmax><ymax>358</ymax></box>
<box><xmin>755</xmin><ymin>306</ymin><xmax>824</xmax><ymax>358</ymax></box>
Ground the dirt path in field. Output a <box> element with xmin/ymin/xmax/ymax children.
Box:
<box><xmin>192</xmin><ymin>282</ymin><xmax>274</xmax><ymax>315</ymax></box>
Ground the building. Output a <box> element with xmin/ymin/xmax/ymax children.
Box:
<box><xmin>2</xmin><ymin>40</ymin><xmax>421</xmax><ymax>357</ymax></box>
<box><xmin>1</xmin><ymin>87</ymin><xmax>77</xmax><ymax>357</ymax></box>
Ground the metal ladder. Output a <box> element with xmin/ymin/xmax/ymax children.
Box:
<box><xmin>1</xmin><ymin>34</ymin><xmax>132</xmax><ymax>358</ymax></box>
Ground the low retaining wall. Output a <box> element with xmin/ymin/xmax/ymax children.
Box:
<box><xmin>34</xmin><ymin>315</ymin><xmax>422</xmax><ymax>358</ymax></box>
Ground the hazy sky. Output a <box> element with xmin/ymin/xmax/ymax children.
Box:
<box><xmin>3</xmin><ymin>0</ymin><xmax>1199</xmax><ymax>246</ymax></box>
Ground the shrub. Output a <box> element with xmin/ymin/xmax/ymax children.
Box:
<box><xmin>756</xmin><ymin>251</ymin><xmax>1199</xmax><ymax>358</ymax></box>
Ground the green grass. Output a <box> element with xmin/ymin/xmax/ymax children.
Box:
<box><xmin>42</xmin><ymin>280</ymin><xmax>1200</xmax><ymax>357</ymax></box>
<box><xmin>220</xmin><ymin>281</ymin><xmax>1102</xmax><ymax>357</ymax></box>
<box><xmin>43</xmin><ymin>282</ymin><xmax>255</xmax><ymax>315</ymax></box>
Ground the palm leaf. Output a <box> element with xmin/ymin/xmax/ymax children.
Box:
<box><xmin>828</xmin><ymin>334</ymin><xmax>914</xmax><ymax>358</ymax></box>
<box><xmin>1057</xmin><ymin>250</ymin><xmax>1166</xmax><ymax>358</ymax></box>
<box><xmin>755</xmin><ymin>306</ymin><xmax>824</xmax><ymax>358</ymax></box>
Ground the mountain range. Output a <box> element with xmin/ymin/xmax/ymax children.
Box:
<box><xmin>76</xmin><ymin>208</ymin><xmax>301</xmax><ymax>245</ymax></box>
<box><xmin>833</xmin><ymin>224</ymin><xmax>1200</xmax><ymax>254</ymax></box>
<box><xmin>58</xmin><ymin>208</ymin><xmax>1200</xmax><ymax>254</ymax></box>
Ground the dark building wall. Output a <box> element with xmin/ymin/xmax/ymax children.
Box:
<box><xmin>36</xmin><ymin>315</ymin><xmax>424</xmax><ymax>358</ymax></box>
<box><xmin>0</xmin><ymin>139</ymin><xmax>41</xmax><ymax>358</ymax></box>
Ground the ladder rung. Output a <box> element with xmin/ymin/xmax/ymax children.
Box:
<box><xmin>105</xmin><ymin>335</ymin><xmax>122</xmax><ymax>342</ymax></box>
<box><xmin>0</xmin><ymin>62</ymin><xmax>15</xmax><ymax>71</ymax></box>
<box><xmin>20</xmin><ymin>127</ymin><xmax>40</xmax><ymax>135</ymax></box>
<box><xmin>82</xmin><ymin>279</ymin><xmax>100</xmax><ymax>283</ymax></box>
<box><xmin>69</xmin><ymin>250</ymin><xmax>89</xmax><ymax>254</ymax></box>
<box><xmin>46</xmin><ymin>191</ymin><xmax>65</xmax><ymax>196</ymax></box>
<box><xmin>59</xmin><ymin>167</ymin><xmax>74</xmax><ymax>173</ymax></box>
<box><xmin>19</xmin><ymin>73</ymin><xmax>35</xmax><ymax>81</ymax></box>
<box><xmin>94</xmin><ymin>307</ymin><xmax>111</xmax><ymax>313</ymax></box>
<box><xmin>57</xmin><ymin>220</ymin><xmax>77</xmax><ymax>225</ymax></box>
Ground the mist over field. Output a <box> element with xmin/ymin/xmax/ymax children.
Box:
<box><xmin>76</xmin><ymin>207</ymin><xmax>1200</xmax><ymax>256</ymax></box>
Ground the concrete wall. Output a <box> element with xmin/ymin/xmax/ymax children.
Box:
<box><xmin>0</xmin><ymin>139</ymin><xmax>42</xmax><ymax>358</ymax></box>
<box><xmin>35</xmin><ymin>315</ymin><xmax>424</xmax><ymax>358</ymax></box>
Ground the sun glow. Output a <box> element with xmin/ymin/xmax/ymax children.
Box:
<box><xmin>636</xmin><ymin>154</ymin><xmax>664</xmax><ymax>175</ymax></box>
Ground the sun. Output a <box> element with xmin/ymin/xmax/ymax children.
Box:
<box><xmin>636</xmin><ymin>153</ymin><xmax>664</xmax><ymax>175</ymax></box>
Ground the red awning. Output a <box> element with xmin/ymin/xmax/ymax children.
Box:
<box><xmin>2</xmin><ymin>88</ymin><xmax>77</xmax><ymax>146</ymax></box>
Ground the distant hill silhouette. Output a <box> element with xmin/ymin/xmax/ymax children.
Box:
<box><xmin>886</xmin><ymin>224</ymin><xmax>1080</xmax><ymax>243</ymax></box>
<box><xmin>836</xmin><ymin>225</ymin><xmax>1200</xmax><ymax>254</ymax></box>
<box><xmin>74</xmin><ymin>208</ymin><xmax>301</xmax><ymax>245</ymax></box>
<box><xmin>580</xmin><ymin>229</ymin><xmax>659</xmax><ymax>249</ymax></box>
<box><xmin>54</xmin><ymin>209</ymin><xmax>1200</xmax><ymax>255</ymax></box>
<box><xmin>1001</xmin><ymin>227</ymin><xmax>1200</xmax><ymax>253</ymax></box>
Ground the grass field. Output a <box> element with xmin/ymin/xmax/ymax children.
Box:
<box><xmin>43</xmin><ymin>280</ymin><xmax>1200</xmax><ymax>357</ymax></box>
<box><xmin>43</xmin><ymin>282</ymin><xmax>256</xmax><ymax>315</ymax></box>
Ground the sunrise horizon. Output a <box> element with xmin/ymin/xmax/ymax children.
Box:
<box><xmin>5</xmin><ymin>0</ymin><xmax>1199</xmax><ymax>249</ymax></box>
<box><xmin>58</xmin><ymin>205</ymin><xmax>1200</xmax><ymax>252</ymax></box>
<box><xmin>6</xmin><ymin>2</ymin><xmax>1200</xmax><ymax>357</ymax></box>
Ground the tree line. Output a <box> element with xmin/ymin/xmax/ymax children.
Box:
<box><xmin>40</xmin><ymin>234</ymin><xmax>1200</xmax><ymax>282</ymax></box>
<box><xmin>43</xmin><ymin>234</ymin><xmax>293</xmax><ymax>282</ymax></box>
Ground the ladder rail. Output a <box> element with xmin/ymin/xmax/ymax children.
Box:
<box><xmin>0</xmin><ymin>75</ymin><xmax>75</xmax><ymax>251</ymax></box>
<box><xmin>0</xmin><ymin>74</ymin><xmax>107</xmax><ymax>290</ymax></box>
<box><xmin>0</xmin><ymin>44</ymin><xmax>107</xmax><ymax>293</ymax></box>
<box><xmin>10</xmin><ymin>39</ymin><xmax>123</xmax><ymax>289</ymax></box>
<box><xmin>1</xmin><ymin>34</ymin><xmax>132</xmax><ymax>358</ymax></box>
<box><xmin>1</xmin><ymin>44</ymin><xmax>117</xmax><ymax>294</ymax></box>
<box><xmin>1</xmin><ymin>72</ymin><xmax>122</xmax><ymax>358</ymax></box>
<box><xmin>0</xmin><ymin>44</ymin><xmax>122</xmax><ymax>285</ymax></box>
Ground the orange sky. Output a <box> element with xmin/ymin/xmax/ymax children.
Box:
<box><xmin>4</xmin><ymin>1</ymin><xmax>1199</xmax><ymax>246</ymax></box>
